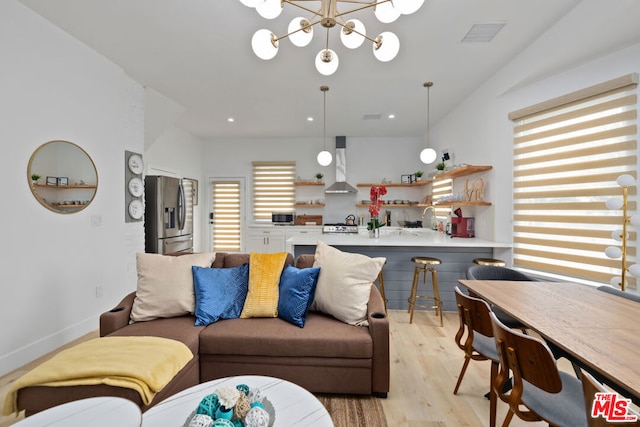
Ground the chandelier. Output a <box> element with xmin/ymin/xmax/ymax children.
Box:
<box><xmin>239</xmin><ymin>0</ymin><xmax>425</xmax><ymax>75</ymax></box>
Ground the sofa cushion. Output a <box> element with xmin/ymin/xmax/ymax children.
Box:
<box><xmin>240</xmin><ymin>252</ymin><xmax>288</xmax><ymax>319</ymax></box>
<box><xmin>199</xmin><ymin>312</ymin><xmax>372</xmax><ymax>359</ymax></box>
<box><xmin>131</xmin><ymin>252</ymin><xmax>216</xmax><ymax>322</ymax></box>
<box><xmin>107</xmin><ymin>316</ymin><xmax>204</xmax><ymax>355</ymax></box>
<box><xmin>277</xmin><ymin>264</ymin><xmax>320</xmax><ymax>328</ymax></box>
<box><xmin>311</xmin><ymin>241</ymin><xmax>385</xmax><ymax>326</ymax></box>
<box><xmin>192</xmin><ymin>264</ymin><xmax>249</xmax><ymax>326</ymax></box>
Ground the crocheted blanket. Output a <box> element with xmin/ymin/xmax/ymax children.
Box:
<box><xmin>2</xmin><ymin>336</ymin><xmax>193</xmax><ymax>415</ymax></box>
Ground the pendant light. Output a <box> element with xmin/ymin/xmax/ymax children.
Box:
<box><xmin>317</xmin><ymin>85</ymin><xmax>333</xmax><ymax>166</ymax></box>
<box><xmin>420</xmin><ymin>81</ymin><xmax>437</xmax><ymax>164</ymax></box>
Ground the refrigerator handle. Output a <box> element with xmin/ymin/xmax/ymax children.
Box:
<box><xmin>177</xmin><ymin>182</ymin><xmax>185</xmax><ymax>231</ymax></box>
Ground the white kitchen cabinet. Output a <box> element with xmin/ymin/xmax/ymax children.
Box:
<box><xmin>246</xmin><ymin>228</ymin><xmax>286</xmax><ymax>253</ymax></box>
<box><xmin>285</xmin><ymin>227</ymin><xmax>322</xmax><ymax>239</ymax></box>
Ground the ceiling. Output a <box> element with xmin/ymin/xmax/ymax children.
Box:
<box><xmin>18</xmin><ymin>0</ymin><xmax>633</xmax><ymax>140</ymax></box>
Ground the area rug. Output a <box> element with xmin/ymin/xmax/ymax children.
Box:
<box><xmin>315</xmin><ymin>394</ymin><xmax>388</xmax><ymax>427</ymax></box>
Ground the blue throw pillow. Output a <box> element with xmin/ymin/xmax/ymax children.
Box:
<box><xmin>278</xmin><ymin>264</ymin><xmax>321</xmax><ymax>328</ymax></box>
<box><xmin>192</xmin><ymin>264</ymin><xmax>249</xmax><ymax>326</ymax></box>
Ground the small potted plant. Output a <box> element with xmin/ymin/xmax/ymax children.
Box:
<box><xmin>31</xmin><ymin>173</ymin><xmax>41</xmax><ymax>185</ymax></box>
<box><xmin>414</xmin><ymin>171</ymin><xmax>424</xmax><ymax>181</ymax></box>
<box><xmin>436</xmin><ymin>162</ymin><xmax>446</xmax><ymax>172</ymax></box>
<box><xmin>315</xmin><ymin>173</ymin><xmax>324</xmax><ymax>182</ymax></box>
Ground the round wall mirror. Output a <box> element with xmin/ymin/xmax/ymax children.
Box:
<box><xmin>27</xmin><ymin>140</ymin><xmax>98</xmax><ymax>214</ymax></box>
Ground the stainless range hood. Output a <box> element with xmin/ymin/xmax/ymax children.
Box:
<box><xmin>325</xmin><ymin>136</ymin><xmax>358</xmax><ymax>194</ymax></box>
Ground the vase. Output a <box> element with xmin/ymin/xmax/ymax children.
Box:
<box><xmin>369</xmin><ymin>227</ymin><xmax>379</xmax><ymax>239</ymax></box>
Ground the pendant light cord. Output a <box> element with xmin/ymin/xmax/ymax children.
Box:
<box><xmin>321</xmin><ymin>85</ymin><xmax>329</xmax><ymax>151</ymax></box>
<box><xmin>425</xmin><ymin>81</ymin><xmax>432</xmax><ymax>148</ymax></box>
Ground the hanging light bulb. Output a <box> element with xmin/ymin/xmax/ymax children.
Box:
<box><xmin>256</xmin><ymin>0</ymin><xmax>282</xmax><ymax>19</ymax></box>
<box><xmin>340</xmin><ymin>19</ymin><xmax>366</xmax><ymax>49</ymax></box>
<box><xmin>394</xmin><ymin>0</ymin><xmax>425</xmax><ymax>15</ymax></box>
<box><xmin>317</xmin><ymin>86</ymin><xmax>333</xmax><ymax>166</ymax></box>
<box><xmin>315</xmin><ymin>49</ymin><xmax>339</xmax><ymax>76</ymax></box>
<box><xmin>374</xmin><ymin>1</ymin><xmax>400</xmax><ymax>23</ymax></box>
<box><xmin>420</xmin><ymin>82</ymin><xmax>436</xmax><ymax>164</ymax></box>
<box><xmin>240</xmin><ymin>0</ymin><xmax>263</xmax><ymax>7</ymax></box>
<box><xmin>373</xmin><ymin>31</ymin><xmax>400</xmax><ymax>62</ymax></box>
<box><xmin>317</xmin><ymin>151</ymin><xmax>332</xmax><ymax>166</ymax></box>
<box><xmin>288</xmin><ymin>17</ymin><xmax>313</xmax><ymax>47</ymax></box>
<box><xmin>252</xmin><ymin>29</ymin><xmax>278</xmax><ymax>60</ymax></box>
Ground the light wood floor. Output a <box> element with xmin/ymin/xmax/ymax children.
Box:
<box><xmin>0</xmin><ymin>310</ymin><xmax>551</xmax><ymax>426</ymax></box>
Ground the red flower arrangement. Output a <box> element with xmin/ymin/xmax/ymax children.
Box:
<box><xmin>368</xmin><ymin>185</ymin><xmax>387</xmax><ymax>230</ymax></box>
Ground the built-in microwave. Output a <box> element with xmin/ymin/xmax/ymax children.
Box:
<box><xmin>271</xmin><ymin>212</ymin><xmax>295</xmax><ymax>225</ymax></box>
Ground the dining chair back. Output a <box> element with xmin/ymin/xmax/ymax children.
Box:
<box><xmin>453</xmin><ymin>286</ymin><xmax>500</xmax><ymax>427</ymax></box>
<box><xmin>465</xmin><ymin>265</ymin><xmax>531</xmax><ymax>332</ymax></box>
<box><xmin>597</xmin><ymin>285</ymin><xmax>640</xmax><ymax>303</ymax></box>
<box><xmin>490</xmin><ymin>311</ymin><xmax>587</xmax><ymax>427</ymax></box>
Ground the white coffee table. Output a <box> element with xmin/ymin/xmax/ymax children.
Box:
<box><xmin>13</xmin><ymin>396</ymin><xmax>141</xmax><ymax>427</ymax></box>
<box><xmin>142</xmin><ymin>375</ymin><xmax>333</xmax><ymax>426</ymax></box>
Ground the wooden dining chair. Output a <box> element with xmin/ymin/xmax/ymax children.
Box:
<box><xmin>489</xmin><ymin>311</ymin><xmax>587</xmax><ymax>427</ymax></box>
<box><xmin>581</xmin><ymin>370</ymin><xmax>640</xmax><ymax>427</ymax></box>
<box><xmin>465</xmin><ymin>265</ymin><xmax>531</xmax><ymax>333</ymax></box>
<box><xmin>453</xmin><ymin>286</ymin><xmax>500</xmax><ymax>427</ymax></box>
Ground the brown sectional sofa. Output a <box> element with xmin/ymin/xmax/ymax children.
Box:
<box><xmin>16</xmin><ymin>252</ymin><xmax>389</xmax><ymax>416</ymax></box>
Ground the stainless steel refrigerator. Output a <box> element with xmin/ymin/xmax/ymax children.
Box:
<box><xmin>144</xmin><ymin>175</ymin><xmax>193</xmax><ymax>255</ymax></box>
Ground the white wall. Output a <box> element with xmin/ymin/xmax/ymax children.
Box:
<box><xmin>430</xmin><ymin>5</ymin><xmax>640</xmax><ymax>246</ymax></box>
<box><xmin>0</xmin><ymin>1</ymin><xmax>144</xmax><ymax>375</ymax></box>
<box><xmin>144</xmin><ymin>125</ymin><xmax>205</xmax><ymax>251</ymax></box>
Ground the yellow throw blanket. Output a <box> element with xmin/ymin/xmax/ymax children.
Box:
<box><xmin>2</xmin><ymin>336</ymin><xmax>193</xmax><ymax>415</ymax></box>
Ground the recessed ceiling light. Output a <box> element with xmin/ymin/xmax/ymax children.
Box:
<box><xmin>388</xmin><ymin>114</ymin><xmax>395</xmax><ymax>119</ymax></box>
<box><xmin>227</xmin><ymin>117</ymin><xmax>235</xmax><ymax>123</ymax></box>
<box><xmin>461</xmin><ymin>22</ymin><xmax>506</xmax><ymax>43</ymax></box>
<box><xmin>307</xmin><ymin>116</ymin><xmax>314</xmax><ymax>122</ymax></box>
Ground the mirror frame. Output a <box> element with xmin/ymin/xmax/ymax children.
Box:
<box><xmin>27</xmin><ymin>140</ymin><xmax>99</xmax><ymax>214</ymax></box>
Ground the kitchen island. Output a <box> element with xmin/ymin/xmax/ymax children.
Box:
<box><xmin>286</xmin><ymin>229</ymin><xmax>512</xmax><ymax>312</ymax></box>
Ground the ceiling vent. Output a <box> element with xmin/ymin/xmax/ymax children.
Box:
<box><xmin>461</xmin><ymin>23</ymin><xmax>506</xmax><ymax>43</ymax></box>
<box><xmin>362</xmin><ymin>114</ymin><xmax>382</xmax><ymax>120</ymax></box>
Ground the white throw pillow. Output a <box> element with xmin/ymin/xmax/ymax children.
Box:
<box><xmin>311</xmin><ymin>241</ymin><xmax>385</xmax><ymax>326</ymax></box>
<box><xmin>131</xmin><ymin>252</ymin><xmax>216</xmax><ymax>322</ymax></box>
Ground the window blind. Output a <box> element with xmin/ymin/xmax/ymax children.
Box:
<box><xmin>211</xmin><ymin>181</ymin><xmax>241</xmax><ymax>252</ymax></box>
<box><xmin>511</xmin><ymin>74</ymin><xmax>638</xmax><ymax>287</ymax></box>
<box><xmin>252</xmin><ymin>161</ymin><xmax>296</xmax><ymax>222</ymax></box>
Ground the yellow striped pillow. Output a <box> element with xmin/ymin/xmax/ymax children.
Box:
<box><xmin>240</xmin><ymin>252</ymin><xmax>288</xmax><ymax>318</ymax></box>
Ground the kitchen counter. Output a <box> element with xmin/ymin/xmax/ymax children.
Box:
<box><xmin>285</xmin><ymin>229</ymin><xmax>510</xmax><ymax>252</ymax></box>
<box><xmin>288</xmin><ymin>228</ymin><xmax>513</xmax><ymax>313</ymax></box>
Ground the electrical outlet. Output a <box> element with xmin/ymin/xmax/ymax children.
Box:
<box><xmin>96</xmin><ymin>285</ymin><xmax>103</xmax><ymax>298</ymax></box>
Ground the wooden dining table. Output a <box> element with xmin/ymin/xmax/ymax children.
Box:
<box><xmin>459</xmin><ymin>279</ymin><xmax>640</xmax><ymax>405</ymax></box>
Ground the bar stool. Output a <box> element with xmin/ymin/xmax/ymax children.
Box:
<box><xmin>472</xmin><ymin>257</ymin><xmax>506</xmax><ymax>267</ymax></box>
<box><xmin>408</xmin><ymin>256</ymin><xmax>443</xmax><ymax>326</ymax></box>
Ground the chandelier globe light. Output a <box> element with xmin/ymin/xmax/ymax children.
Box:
<box><xmin>317</xmin><ymin>85</ymin><xmax>333</xmax><ymax>166</ymax></box>
<box><xmin>419</xmin><ymin>81</ymin><xmax>437</xmax><ymax>165</ymax></box>
<box><xmin>240</xmin><ymin>0</ymin><xmax>424</xmax><ymax>75</ymax></box>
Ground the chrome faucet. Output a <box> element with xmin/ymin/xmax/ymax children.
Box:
<box><xmin>421</xmin><ymin>205</ymin><xmax>438</xmax><ymax>230</ymax></box>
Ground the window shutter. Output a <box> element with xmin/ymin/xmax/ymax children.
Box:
<box><xmin>511</xmin><ymin>74</ymin><xmax>638</xmax><ymax>287</ymax></box>
<box><xmin>252</xmin><ymin>161</ymin><xmax>296</xmax><ymax>222</ymax></box>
